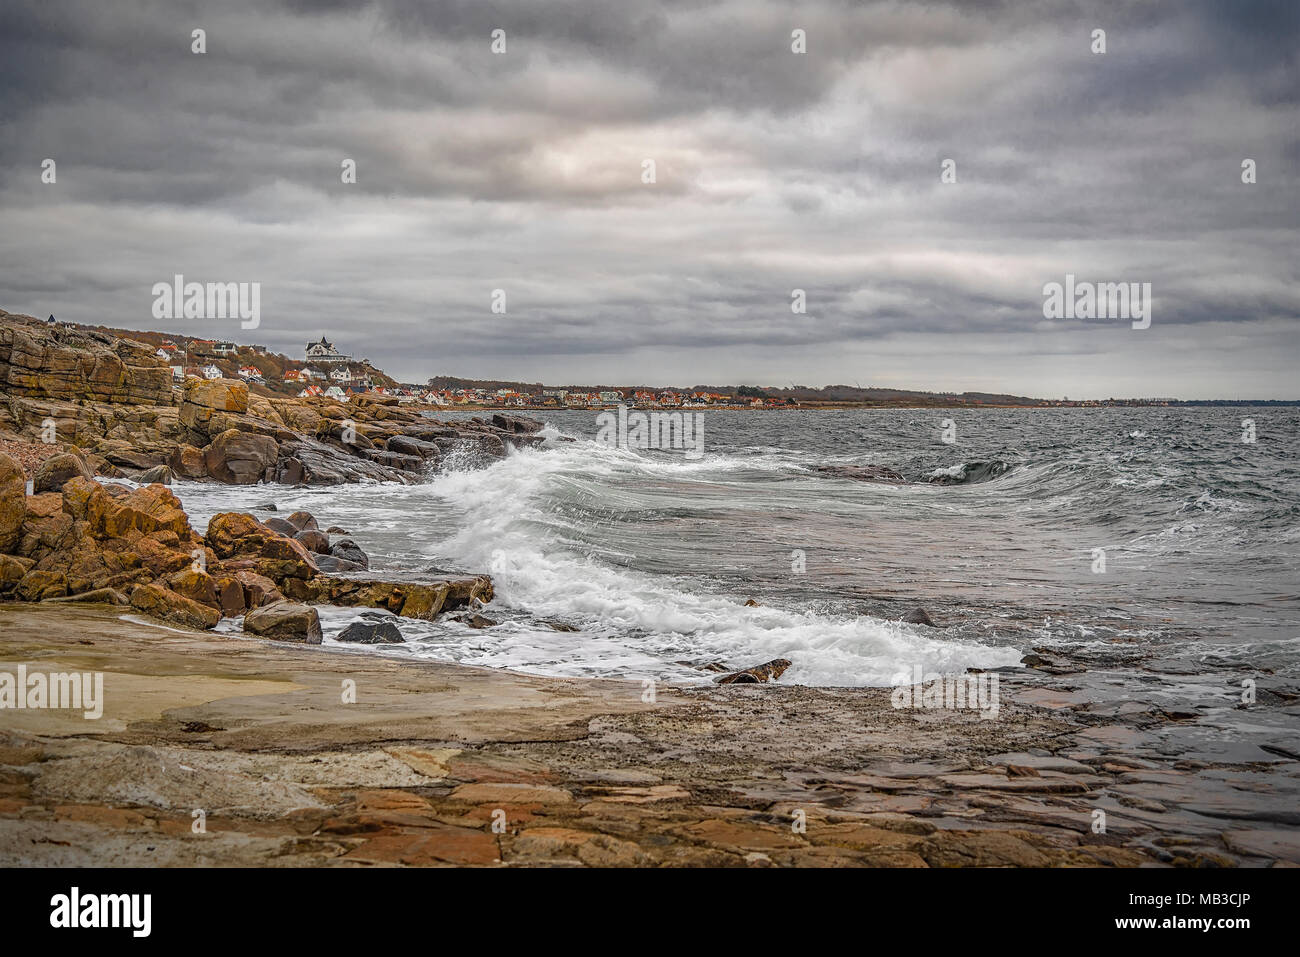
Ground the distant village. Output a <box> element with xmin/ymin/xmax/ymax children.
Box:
<box><xmin>42</xmin><ymin>316</ymin><xmax>1274</xmax><ymax>408</ymax></box>
<box><xmin>149</xmin><ymin>332</ymin><xmax>789</xmax><ymax>409</ymax></box>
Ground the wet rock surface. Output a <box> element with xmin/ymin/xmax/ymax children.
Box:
<box><xmin>1</xmin><ymin>604</ymin><xmax>1295</xmax><ymax>868</ymax></box>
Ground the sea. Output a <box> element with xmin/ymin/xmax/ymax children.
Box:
<box><xmin>171</xmin><ymin>407</ymin><xmax>1299</xmax><ymax>715</ymax></box>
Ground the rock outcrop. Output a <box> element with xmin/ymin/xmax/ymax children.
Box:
<box><xmin>0</xmin><ymin>315</ymin><xmax>172</xmax><ymax>404</ymax></box>
<box><xmin>0</xmin><ymin>311</ymin><xmax>549</xmax><ymax>488</ymax></box>
<box><xmin>0</xmin><ymin>472</ymin><xmax>492</xmax><ymax>636</ymax></box>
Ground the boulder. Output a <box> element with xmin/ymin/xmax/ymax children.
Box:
<box><xmin>329</xmin><ymin>538</ymin><xmax>369</xmax><ymax>569</ymax></box>
<box><xmin>454</xmin><ymin>613</ymin><xmax>498</xmax><ymax>629</ymax></box>
<box><xmin>386</xmin><ymin>435</ymin><xmax>440</xmax><ymax>459</ymax></box>
<box><xmin>0</xmin><ymin>451</ymin><xmax>26</xmax><ymax>552</ymax></box>
<box><xmin>286</xmin><ymin>510</ymin><xmax>318</xmax><ymax>531</ymax></box>
<box><xmin>60</xmin><ymin>476</ymin><xmax>110</xmax><ymax>529</ymax></box>
<box><xmin>129</xmin><ymin>582</ymin><xmax>221</xmax><ymax>630</ymax></box>
<box><xmin>264</xmin><ymin>517</ymin><xmax>298</xmax><ymax>536</ymax></box>
<box><xmin>715</xmin><ymin>658</ymin><xmax>792</xmax><ymax>685</ymax></box>
<box><xmin>0</xmin><ymin>554</ymin><xmax>35</xmax><ymax>595</ymax></box>
<box><xmin>32</xmin><ymin>452</ymin><xmax>93</xmax><ymax>493</ymax></box>
<box><xmin>136</xmin><ymin>464</ymin><xmax>176</xmax><ymax>485</ymax></box>
<box><xmin>204</xmin><ymin>429</ymin><xmax>279</xmax><ymax>484</ymax></box>
<box><xmin>168</xmin><ymin>444</ymin><xmax>208</xmax><ymax>480</ymax></box>
<box><xmin>313</xmin><ymin>554</ymin><xmax>365</xmax><ymax>573</ymax></box>
<box><xmin>243</xmin><ymin>600</ymin><xmax>322</xmax><ymax>644</ymax></box>
<box><xmin>100</xmin><ymin>484</ymin><xmax>193</xmax><ymax>538</ymax></box>
<box><xmin>132</xmin><ymin>532</ymin><xmax>197</xmax><ymax>578</ymax></box>
<box><xmin>337</xmin><ymin>619</ymin><xmax>405</xmax><ymax>644</ymax></box>
<box><xmin>294</xmin><ymin>528</ymin><xmax>330</xmax><ymax>554</ymax></box>
<box><xmin>213</xmin><ymin>576</ymin><xmax>247</xmax><ymax>617</ymax></box>
<box><xmin>256</xmin><ymin>535</ymin><xmax>320</xmax><ymax>582</ymax></box>
<box><xmin>16</xmin><ymin>569</ymin><xmax>67</xmax><ymax>601</ymax></box>
<box><xmin>281</xmin><ymin>574</ymin><xmax>492</xmax><ymax>620</ymax></box>
<box><xmin>233</xmin><ymin>570</ymin><xmax>284</xmax><ymax>609</ymax></box>
<box><xmin>166</xmin><ymin>567</ymin><xmax>221</xmax><ymax>609</ymax></box>
<box><xmin>491</xmin><ymin>413</ymin><xmax>545</xmax><ymax>434</ymax></box>
<box><xmin>206</xmin><ymin>512</ymin><xmax>277</xmax><ymax>559</ymax></box>
<box><xmin>179</xmin><ymin>377</ymin><xmax>249</xmax><ymax>433</ymax></box>
<box><xmin>902</xmin><ymin>607</ymin><xmax>936</xmax><ymax>627</ymax></box>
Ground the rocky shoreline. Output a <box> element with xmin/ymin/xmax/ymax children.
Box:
<box><xmin>2</xmin><ymin>310</ymin><xmax>1298</xmax><ymax>868</ymax></box>
<box><xmin>0</xmin><ymin>309</ymin><xmax>547</xmax><ymax>487</ymax></box>
<box><xmin>2</xmin><ymin>604</ymin><xmax>1297</xmax><ymax>867</ymax></box>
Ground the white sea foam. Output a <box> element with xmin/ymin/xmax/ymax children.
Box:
<box><xmin>413</xmin><ymin>441</ymin><xmax>1022</xmax><ymax>685</ymax></box>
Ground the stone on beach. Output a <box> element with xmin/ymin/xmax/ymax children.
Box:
<box><xmin>337</xmin><ymin>619</ymin><xmax>405</xmax><ymax>644</ymax></box>
<box><xmin>243</xmin><ymin>600</ymin><xmax>323</xmax><ymax>644</ymax></box>
<box><xmin>715</xmin><ymin>658</ymin><xmax>792</xmax><ymax>684</ymax></box>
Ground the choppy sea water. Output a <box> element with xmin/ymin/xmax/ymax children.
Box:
<box><xmin>173</xmin><ymin>408</ymin><xmax>1300</xmax><ymax>701</ymax></box>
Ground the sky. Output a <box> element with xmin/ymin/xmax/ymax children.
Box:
<box><xmin>1</xmin><ymin>0</ymin><xmax>1296</xmax><ymax>399</ymax></box>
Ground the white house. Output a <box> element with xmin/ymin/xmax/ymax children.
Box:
<box><xmin>305</xmin><ymin>337</ymin><xmax>349</xmax><ymax>364</ymax></box>
<box><xmin>200</xmin><ymin>364</ymin><xmax>223</xmax><ymax>380</ymax></box>
<box><xmin>329</xmin><ymin>367</ymin><xmax>353</xmax><ymax>383</ymax></box>
<box><xmin>170</xmin><ymin>365</ymin><xmax>184</xmax><ymax>381</ymax></box>
<box><xmin>323</xmin><ymin>385</ymin><xmax>347</xmax><ymax>401</ymax></box>
<box><xmin>212</xmin><ymin>341</ymin><xmax>238</xmax><ymax>356</ymax></box>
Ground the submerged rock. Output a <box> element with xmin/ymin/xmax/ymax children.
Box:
<box><xmin>329</xmin><ymin>538</ymin><xmax>369</xmax><ymax>569</ymax></box>
<box><xmin>903</xmin><ymin>607</ymin><xmax>936</xmax><ymax>627</ymax></box>
<box><xmin>455</xmin><ymin>613</ymin><xmax>498</xmax><ymax>629</ymax></box>
<box><xmin>337</xmin><ymin>619</ymin><xmax>405</xmax><ymax>644</ymax></box>
<box><xmin>815</xmin><ymin>464</ymin><xmax>906</xmax><ymax>484</ymax></box>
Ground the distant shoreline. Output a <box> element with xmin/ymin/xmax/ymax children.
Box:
<box><xmin>436</xmin><ymin>401</ymin><xmax>1300</xmax><ymax>411</ymax></box>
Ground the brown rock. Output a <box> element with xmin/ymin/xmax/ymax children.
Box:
<box><xmin>166</xmin><ymin>567</ymin><xmax>221</xmax><ymax>608</ymax></box>
<box><xmin>60</xmin><ymin>476</ymin><xmax>110</xmax><ymax>528</ymax></box>
<box><xmin>179</xmin><ymin>377</ymin><xmax>249</xmax><ymax>433</ymax></box>
<box><xmin>128</xmin><ymin>582</ymin><xmax>221</xmax><ymax>630</ymax></box>
<box><xmin>213</xmin><ymin>576</ymin><xmax>247</xmax><ymax>616</ymax></box>
<box><xmin>135</xmin><ymin>464</ymin><xmax>175</xmax><ymax>485</ymax></box>
<box><xmin>716</xmin><ymin>658</ymin><xmax>792</xmax><ymax>684</ymax></box>
<box><xmin>101</xmin><ymin>484</ymin><xmax>192</xmax><ymax>539</ymax></box>
<box><xmin>203</xmin><ymin>429</ymin><xmax>279</xmax><ymax>485</ymax></box>
<box><xmin>17</xmin><ymin>569</ymin><xmax>69</xmax><ymax>601</ymax></box>
<box><xmin>233</xmin><ymin>570</ymin><xmax>283</xmax><ymax>609</ymax></box>
<box><xmin>0</xmin><ymin>554</ymin><xmax>35</xmax><ymax>594</ymax></box>
<box><xmin>0</xmin><ymin>316</ymin><xmax>171</xmax><ymax>405</ymax></box>
<box><xmin>168</xmin><ymin>444</ymin><xmax>208</xmax><ymax>480</ymax></box>
<box><xmin>243</xmin><ymin>600</ymin><xmax>322</xmax><ymax>643</ymax></box>
<box><xmin>257</xmin><ymin>535</ymin><xmax>320</xmax><ymax>581</ymax></box>
<box><xmin>205</xmin><ymin>511</ymin><xmax>276</xmax><ymax>558</ymax></box>
<box><xmin>0</xmin><ymin>451</ymin><xmax>27</xmax><ymax>552</ymax></box>
<box><xmin>32</xmin><ymin>452</ymin><xmax>93</xmax><ymax>493</ymax></box>
<box><xmin>294</xmin><ymin>528</ymin><xmax>330</xmax><ymax>554</ymax></box>
<box><xmin>132</xmin><ymin>533</ymin><xmax>196</xmax><ymax>577</ymax></box>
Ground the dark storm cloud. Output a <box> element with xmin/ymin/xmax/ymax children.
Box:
<box><xmin>0</xmin><ymin>0</ymin><xmax>1296</xmax><ymax>398</ymax></box>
